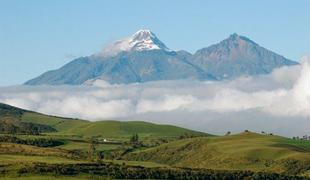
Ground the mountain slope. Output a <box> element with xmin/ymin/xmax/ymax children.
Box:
<box><xmin>192</xmin><ymin>33</ymin><xmax>298</xmax><ymax>79</ymax></box>
<box><xmin>25</xmin><ymin>51</ymin><xmax>214</xmax><ymax>85</ymax></box>
<box><xmin>124</xmin><ymin>132</ymin><xmax>310</xmax><ymax>175</ymax></box>
<box><xmin>25</xmin><ymin>30</ymin><xmax>298</xmax><ymax>85</ymax></box>
<box><xmin>25</xmin><ymin>30</ymin><xmax>215</xmax><ymax>85</ymax></box>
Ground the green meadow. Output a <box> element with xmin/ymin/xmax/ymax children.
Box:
<box><xmin>125</xmin><ymin>132</ymin><xmax>310</xmax><ymax>173</ymax></box>
<box><xmin>0</xmin><ymin>103</ymin><xmax>309</xmax><ymax>179</ymax></box>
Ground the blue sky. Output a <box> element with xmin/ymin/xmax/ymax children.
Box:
<box><xmin>0</xmin><ymin>0</ymin><xmax>309</xmax><ymax>86</ymax></box>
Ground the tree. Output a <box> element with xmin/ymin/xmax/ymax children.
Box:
<box><xmin>97</xmin><ymin>151</ymin><xmax>104</xmax><ymax>163</ymax></box>
<box><xmin>130</xmin><ymin>133</ymin><xmax>139</xmax><ymax>144</ymax></box>
<box><xmin>129</xmin><ymin>133</ymin><xmax>143</xmax><ymax>148</ymax></box>
<box><xmin>88</xmin><ymin>137</ymin><xmax>98</xmax><ymax>161</ymax></box>
<box><xmin>225</xmin><ymin>131</ymin><xmax>231</xmax><ymax>136</ymax></box>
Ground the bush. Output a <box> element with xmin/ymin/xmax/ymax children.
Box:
<box><xmin>0</xmin><ymin>135</ymin><xmax>64</xmax><ymax>147</ymax></box>
<box><xmin>17</xmin><ymin>162</ymin><xmax>307</xmax><ymax>180</ymax></box>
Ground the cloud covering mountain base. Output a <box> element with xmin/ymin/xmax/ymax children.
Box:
<box><xmin>1</xmin><ymin>57</ymin><xmax>309</xmax><ymax>137</ymax></box>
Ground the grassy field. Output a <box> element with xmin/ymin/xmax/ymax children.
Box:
<box><xmin>1</xmin><ymin>175</ymin><xmax>113</xmax><ymax>180</ymax></box>
<box><xmin>0</xmin><ymin>143</ymin><xmax>84</xmax><ymax>162</ymax></box>
<box><xmin>21</xmin><ymin>112</ymin><xmax>208</xmax><ymax>140</ymax></box>
<box><xmin>58</xmin><ymin>141</ymin><xmax>120</xmax><ymax>151</ymax></box>
<box><xmin>0</xmin><ymin>154</ymin><xmax>84</xmax><ymax>165</ymax></box>
<box><xmin>125</xmin><ymin>131</ymin><xmax>310</xmax><ymax>175</ymax></box>
<box><xmin>3</xmin><ymin>174</ymin><xmax>120</xmax><ymax>180</ymax></box>
<box><xmin>21</xmin><ymin>112</ymin><xmax>89</xmax><ymax>132</ymax></box>
<box><xmin>0</xmin><ymin>154</ymin><xmax>165</xmax><ymax>168</ymax></box>
<box><xmin>0</xmin><ymin>143</ymin><xmax>168</xmax><ymax>179</ymax></box>
<box><xmin>1</xmin><ymin>132</ymin><xmax>310</xmax><ymax>178</ymax></box>
<box><xmin>1</xmin><ymin>103</ymin><xmax>310</xmax><ymax>178</ymax></box>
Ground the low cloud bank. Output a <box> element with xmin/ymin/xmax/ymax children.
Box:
<box><xmin>0</xmin><ymin>57</ymin><xmax>309</xmax><ymax>136</ymax></box>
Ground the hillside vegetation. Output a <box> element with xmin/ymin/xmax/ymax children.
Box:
<box><xmin>1</xmin><ymin>103</ymin><xmax>310</xmax><ymax>179</ymax></box>
<box><xmin>0</xmin><ymin>103</ymin><xmax>56</xmax><ymax>134</ymax></box>
<box><xmin>125</xmin><ymin>132</ymin><xmax>310</xmax><ymax>176</ymax></box>
<box><xmin>21</xmin><ymin>112</ymin><xmax>207</xmax><ymax>140</ymax></box>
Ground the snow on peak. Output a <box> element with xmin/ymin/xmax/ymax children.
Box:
<box><xmin>129</xmin><ymin>29</ymin><xmax>170</xmax><ymax>51</ymax></box>
<box><xmin>99</xmin><ymin>29</ymin><xmax>171</xmax><ymax>57</ymax></box>
<box><xmin>132</xmin><ymin>29</ymin><xmax>155</xmax><ymax>40</ymax></box>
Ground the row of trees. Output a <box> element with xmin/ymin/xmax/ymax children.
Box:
<box><xmin>0</xmin><ymin>118</ymin><xmax>56</xmax><ymax>135</ymax></box>
<box><xmin>224</xmin><ymin>130</ymin><xmax>275</xmax><ymax>136</ymax></box>
<box><xmin>0</xmin><ymin>135</ymin><xmax>64</xmax><ymax>147</ymax></box>
<box><xmin>88</xmin><ymin>138</ymin><xmax>105</xmax><ymax>163</ymax></box>
<box><xmin>292</xmin><ymin>135</ymin><xmax>310</xmax><ymax>141</ymax></box>
<box><xmin>18</xmin><ymin>162</ymin><xmax>306</xmax><ymax>179</ymax></box>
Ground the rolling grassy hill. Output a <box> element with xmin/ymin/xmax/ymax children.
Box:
<box><xmin>125</xmin><ymin>131</ymin><xmax>310</xmax><ymax>176</ymax></box>
<box><xmin>21</xmin><ymin>112</ymin><xmax>208</xmax><ymax>140</ymax></box>
<box><xmin>0</xmin><ymin>103</ymin><xmax>56</xmax><ymax>134</ymax></box>
<box><xmin>0</xmin><ymin>103</ymin><xmax>310</xmax><ymax>178</ymax></box>
<box><xmin>0</xmin><ymin>103</ymin><xmax>208</xmax><ymax>140</ymax></box>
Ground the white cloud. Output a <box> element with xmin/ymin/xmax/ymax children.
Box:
<box><xmin>136</xmin><ymin>95</ymin><xmax>196</xmax><ymax>113</ymax></box>
<box><xmin>0</xmin><ymin>57</ymin><xmax>309</xmax><ymax>136</ymax></box>
<box><xmin>264</xmin><ymin>57</ymin><xmax>310</xmax><ymax>117</ymax></box>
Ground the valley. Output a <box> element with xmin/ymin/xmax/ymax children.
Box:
<box><xmin>0</xmin><ymin>103</ymin><xmax>309</xmax><ymax>179</ymax></box>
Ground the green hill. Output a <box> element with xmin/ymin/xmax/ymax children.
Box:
<box><xmin>0</xmin><ymin>103</ymin><xmax>56</xmax><ymax>134</ymax></box>
<box><xmin>1</xmin><ymin>103</ymin><xmax>310</xmax><ymax>178</ymax></box>
<box><xmin>0</xmin><ymin>103</ymin><xmax>208</xmax><ymax>140</ymax></box>
<box><xmin>21</xmin><ymin>112</ymin><xmax>207</xmax><ymax>140</ymax></box>
<box><xmin>125</xmin><ymin>131</ymin><xmax>310</xmax><ymax>176</ymax></box>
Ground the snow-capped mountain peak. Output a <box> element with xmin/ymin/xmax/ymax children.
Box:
<box><xmin>131</xmin><ymin>29</ymin><xmax>155</xmax><ymax>41</ymax></box>
<box><xmin>129</xmin><ymin>29</ymin><xmax>170</xmax><ymax>51</ymax></box>
<box><xmin>26</xmin><ymin>32</ymin><xmax>298</xmax><ymax>86</ymax></box>
<box><xmin>100</xmin><ymin>29</ymin><xmax>171</xmax><ymax>57</ymax></box>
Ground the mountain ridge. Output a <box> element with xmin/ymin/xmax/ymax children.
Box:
<box><xmin>192</xmin><ymin>33</ymin><xmax>298</xmax><ymax>79</ymax></box>
<box><xmin>25</xmin><ymin>30</ymin><xmax>298</xmax><ymax>85</ymax></box>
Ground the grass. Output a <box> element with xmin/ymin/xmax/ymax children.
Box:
<box><xmin>0</xmin><ymin>154</ymin><xmax>84</xmax><ymax>165</ymax></box>
<box><xmin>1</xmin><ymin>131</ymin><xmax>310</xmax><ymax>177</ymax></box>
<box><xmin>1</xmin><ymin>175</ymin><xmax>112</xmax><ymax>180</ymax></box>
<box><xmin>0</xmin><ymin>143</ymin><xmax>82</xmax><ymax>162</ymax></box>
<box><xmin>104</xmin><ymin>159</ymin><xmax>168</xmax><ymax>168</ymax></box>
<box><xmin>57</xmin><ymin>120</ymin><xmax>207</xmax><ymax>139</ymax></box>
<box><xmin>2</xmin><ymin>103</ymin><xmax>310</xmax><ymax>177</ymax></box>
<box><xmin>59</xmin><ymin>141</ymin><xmax>120</xmax><ymax>151</ymax></box>
<box><xmin>275</xmin><ymin>137</ymin><xmax>310</xmax><ymax>153</ymax></box>
<box><xmin>21</xmin><ymin>112</ymin><xmax>208</xmax><ymax>140</ymax></box>
<box><xmin>125</xmin><ymin>132</ymin><xmax>310</xmax><ymax>174</ymax></box>
<box><xmin>21</xmin><ymin>112</ymin><xmax>88</xmax><ymax>132</ymax></box>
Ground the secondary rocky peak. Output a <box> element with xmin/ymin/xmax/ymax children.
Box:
<box><xmin>226</xmin><ymin>33</ymin><xmax>257</xmax><ymax>45</ymax></box>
